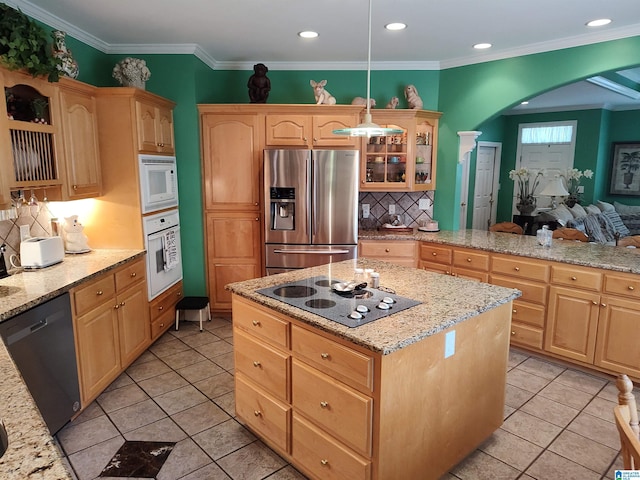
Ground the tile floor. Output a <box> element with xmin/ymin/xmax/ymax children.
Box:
<box><xmin>54</xmin><ymin>315</ymin><xmax>635</xmax><ymax>480</ymax></box>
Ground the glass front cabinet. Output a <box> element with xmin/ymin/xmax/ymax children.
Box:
<box><xmin>360</xmin><ymin>109</ymin><xmax>441</xmax><ymax>192</ymax></box>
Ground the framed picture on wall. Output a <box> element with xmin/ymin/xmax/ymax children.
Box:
<box><xmin>610</xmin><ymin>141</ymin><xmax>640</xmax><ymax>196</ymax></box>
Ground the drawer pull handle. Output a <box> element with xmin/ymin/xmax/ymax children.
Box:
<box><xmin>514</xmin><ymin>267</ymin><xmax>520</xmax><ymax>272</ymax></box>
<box><xmin>159</xmin><ymin>323</ymin><xmax>164</xmax><ymax>327</ymax></box>
<box><xmin>511</xmin><ymin>331</ymin><xmax>516</xmax><ymax>335</ymax></box>
<box><xmin>320</xmin><ymin>353</ymin><xmax>329</xmax><ymax>359</ymax></box>
<box><xmin>629</xmin><ymin>286</ymin><xmax>635</xmax><ymax>291</ymax></box>
<box><xmin>571</xmin><ymin>276</ymin><xmax>577</xmax><ymax>281</ymax></box>
<box><xmin>385</xmin><ymin>248</ymin><xmax>390</xmax><ymax>253</ymax></box>
<box><xmin>254</xmin><ymin>410</ymin><xmax>262</xmax><ymax>417</ymax></box>
<box><xmin>97</xmin><ymin>290</ymin><xmax>103</xmax><ymax>295</ymax></box>
<box><xmin>253</xmin><ymin>361</ymin><xmax>261</xmax><ymax>367</ymax></box>
<box><xmin>320</xmin><ymin>401</ymin><xmax>329</xmax><ymax>408</ymax></box>
<box><xmin>158</xmin><ymin>306</ymin><xmax>164</xmax><ymax>311</ymax></box>
<box><xmin>177</xmin><ymin>292</ymin><xmax>182</xmax><ymax>297</ymax></box>
<box><xmin>252</xmin><ymin>320</ymin><xmax>261</xmax><ymax>326</ymax></box>
<box><xmin>512</xmin><ymin>309</ymin><xmax>517</xmax><ymax>314</ymax></box>
<box><xmin>432</xmin><ymin>252</ymin><xmax>437</xmax><ymax>256</ymax></box>
<box><xmin>130</xmin><ymin>272</ymin><xmax>137</xmax><ymax>277</ymax></box>
<box><xmin>320</xmin><ymin>459</ymin><xmax>329</xmax><ymax>466</ymax></box>
<box><xmin>467</xmin><ymin>258</ymin><xmax>472</xmax><ymax>262</ymax></box>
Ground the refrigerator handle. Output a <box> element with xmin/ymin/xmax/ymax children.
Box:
<box><xmin>273</xmin><ymin>249</ymin><xmax>351</xmax><ymax>255</ymax></box>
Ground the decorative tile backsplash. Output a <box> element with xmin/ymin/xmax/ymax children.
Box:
<box><xmin>358</xmin><ymin>191</ymin><xmax>435</xmax><ymax>230</ymax></box>
<box><xmin>0</xmin><ymin>202</ymin><xmax>54</xmax><ymax>258</ymax></box>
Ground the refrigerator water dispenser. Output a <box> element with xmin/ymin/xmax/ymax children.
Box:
<box><xmin>270</xmin><ymin>187</ymin><xmax>295</xmax><ymax>231</ymax></box>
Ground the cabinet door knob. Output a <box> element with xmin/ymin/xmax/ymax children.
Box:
<box><xmin>592</xmin><ymin>301</ymin><xmax>598</xmax><ymax>305</ymax></box>
<box><xmin>432</xmin><ymin>252</ymin><xmax>437</xmax><ymax>256</ymax></box>
<box><xmin>385</xmin><ymin>248</ymin><xmax>390</xmax><ymax>253</ymax></box>
<box><xmin>512</xmin><ymin>309</ymin><xmax>517</xmax><ymax>314</ymax></box>
<box><xmin>320</xmin><ymin>401</ymin><xmax>329</xmax><ymax>408</ymax></box>
<box><xmin>629</xmin><ymin>285</ymin><xmax>635</xmax><ymax>291</ymax></box>
<box><xmin>177</xmin><ymin>292</ymin><xmax>182</xmax><ymax>297</ymax></box>
<box><xmin>514</xmin><ymin>267</ymin><xmax>520</xmax><ymax>272</ymax></box>
<box><xmin>255</xmin><ymin>217</ymin><xmax>260</xmax><ymax>221</ymax></box>
<box><xmin>511</xmin><ymin>331</ymin><xmax>516</xmax><ymax>335</ymax></box>
<box><xmin>254</xmin><ymin>410</ymin><xmax>262</xmax><ymax>417</ymax></box>
<box><xmin>253</xmin><ymin>361</ymin><xmax>261</xmax><ymax>367</ymax></box>
<box><xmin>320</xmin><ymin>352</ymin><xmax>329</xmax><ymax>359</ymax></box>
<box><xmin>252</xmin><ymin>320</ymin><xmax>261</xmax><ymax>326</ymax></box>
<box><xmin>303</xmin><ymin>137</ymin><xmax>308</xmax><ymax>142</ymax></box>
<box><xmin>600</xmin><ymin>303</ymin><xmax>607</xmax><ymax>307</ymax></box>
<box><xmin>159</xmin><ymin>323</ymin><xmax>164</xmax><ymax>327</ymax></box>
<box><xmin>130</xmin><ymin>272</ymin><xmax>137</xmax><ymax>277</ymax></box>
<box><xmin>114</xmin><ymin>304</ymin><xmax>120</xmax><ymax>309</ymax></box>
<box><xmin>96</xmin><ymin>290</ymin><xmax>103</xmax><ymax>296</ymax></box>
<box><xmin>467</xmin><ymin>258</ymin><xmax>472</xmax><ymax>262</ymax></box>
<box><xmin>120</xmin><ymin>301</ymin><xmax>125</xmax><ymax>307</ymax></box>
<box><xmin>320</xmin><ymin>459</ymin><xmax>329</xmax><ymax>466</ymax></box>
<box><xmin>158</xmin><ymin>306</ymin><xmax>164</xmax><ymax>311</ymax></box>
<box><xmin>72</xmin><ymin>185</ymin><xmax>78</xmax><ymax>190</ymax></box>
<box><xmin>254</xmin><ymin>202</ymin><xmax>259</xmax><ymax>206</ymax></box>
<box><xmin>571</xmin><ymin>276</ymin><xmax>577</xmax><ymax>281</ymax></box>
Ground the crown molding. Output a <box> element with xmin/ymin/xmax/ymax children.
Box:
<box><xmin>211</xmin><ymin>60</ymin><xmax>441</xmax><ymax>71</ymax></box>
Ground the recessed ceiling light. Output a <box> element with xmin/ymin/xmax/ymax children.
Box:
<box><xmin>298</xmin><ymin>31</ymin><xmax>319</xmax><ymax>39</ymax></box>
<box><xmin>473</xmin><ymin>43</ymin><xmax>492</xmax><ymax>50</ymax></box>
<box><xmin>521</xmin><ymin>101</ymin><xmax>529</xmax><ymax>105</ymax></box>
<box><xmin>586</xmin><ymin>18</ymin><xmax>611</xmax><ymax>27</ymax></box>
<box><xmin>385</xmin><ymin>23</ymin><xmax>407</xmax><ymax>31</ymax></box>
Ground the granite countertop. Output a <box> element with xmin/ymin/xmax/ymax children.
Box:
<box><xmin>226</xmin><ymin>258</ymin><xmax>520</xmax><ymax>355</ymax></box>
<box><xmin>0</xmin><ymin>249</ymin><xmax>144</xmax><ymax>480</ymax></box>
<box><xmin>359</xmin><ymin>228</ymin><xmax>640</xmax><ymax>274</ymax></box>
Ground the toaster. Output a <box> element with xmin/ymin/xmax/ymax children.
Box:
<box><xmin>20</xmin><ymin>236</ymin><xmax>65</xmax><ymax>269</ymax></box>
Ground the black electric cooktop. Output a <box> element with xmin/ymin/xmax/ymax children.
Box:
<box><xmin>257</xmin><ymin>276</ymin><xmax>421</xmax><ymax>328</ymax></box>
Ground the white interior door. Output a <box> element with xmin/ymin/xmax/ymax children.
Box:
<box><xmin>473</xmin><ymin>142</ymin><xmax>502</xmax><ymax>230</ymax></box>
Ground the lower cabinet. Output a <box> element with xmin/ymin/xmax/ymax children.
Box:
<box><xmin>71</xmin><ymin>257</ymin><xmax>150</xmax><ymax>406</ymax></box>
<box><xmin>232</xmin><ymin>294</ymin><xmax>510</xmax><ymax>480</ymax></box>
<box><xmin>358</xmin><ymin>239</ymin><xmax>416</xmax><ymax>267</ymax></box>
<box><xmin>149</xmin><ymin>281</ymin><xmax>183</xmax><ymax>341</ymax></box>
<box><xmin>418</xmin><ymin>244</ymin><xmax>489</xmax><ymax>282</ymax></box>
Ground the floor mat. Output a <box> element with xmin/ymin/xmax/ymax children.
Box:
<box><xmin>99</xmin><ymin>440</ymin><xmax>175</xmax><ymax>478</ymax></box>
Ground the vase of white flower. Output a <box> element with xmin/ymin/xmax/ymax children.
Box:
<box><xmin>509</xmin><ymin>168</ymin><xmax>543</xmax><ymax>214</ymax></box>
<box><xmin>561</xmin><ymin>168</ymin><xmax>594</xmax><ymax>206</ymax></box>
<box><xmin>112</xmin><ymin>57</ymin><xmax>151</xmax><ymax>90</ymax></box>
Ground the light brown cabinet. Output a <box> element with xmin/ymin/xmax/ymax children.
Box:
<box><xmin>418</xmin><ymin>244</ymin><xmax>489</xmax><ymax>283</ymax></box>
<box><xmin>136</xmin><ymin>99</ymin><xmax>175</xmax><ymax>154</ymax></box>
<box><xmin>71</xmin><ymin>257</ymin><xmax>150</xmax><ymax>406</ymax></box>
<box><xmin>361</xmin><ymin>109</ymin><xmax>441</xmax><ymax>192</ymax></box>
<box><xmin>265</xmin><ymin>111</ymin><xmax>360</xmax><ymax>148</ymax></box>
<box><xmin>358</xmin><ymin>239</ymin><xmax>417</xmax><ymax>267</ymax></box>
<box><xmin>149</xmin><ymin>280</ymin><xmax>183</xmax><ymax>341</ymax></box>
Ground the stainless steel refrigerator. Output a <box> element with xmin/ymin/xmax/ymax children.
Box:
<box><xmin>264</xmin><ymin>149</ymin><xmax>359</xmax><ymax>274</ymax></box>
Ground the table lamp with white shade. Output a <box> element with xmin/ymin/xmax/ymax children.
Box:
<box><xmin>538</xmin><ymin>177</ymin><xmax>570</xmax><ymax>208</ymax></box>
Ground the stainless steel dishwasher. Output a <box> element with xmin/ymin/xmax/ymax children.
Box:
<box><xmin>0</xmin><ymin>293</ymin><xmax>81</xmax><ymax>434</ymax></box>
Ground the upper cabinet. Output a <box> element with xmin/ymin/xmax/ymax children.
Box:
<box><xmin>136</xmin><ymin>99</ymin><xmax>175</xmax><ymax>154</ymax></box>
<box><xmin>265</xmin><ymin>105</ymin><xmax>362</xmax><ymax>148</ymax></box>
<box><xmin>58</xmin><ymin>78</ymin><xmax>102</xmax><ymax>199</ymax></box>
<box><xmin>360</xmin><ymin>109</ymin><xmax>441</xmax><ymax>192</ymax></box>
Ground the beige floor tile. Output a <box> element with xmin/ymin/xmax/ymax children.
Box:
<box><xmin>192</xmin><ymin>419</ymin><xmax>256</xmax><ymax>460</ymax></box>
<box><xmin>519</xmin><ymin>395</ymin><xmax>579</xmax><ymax>428</ymax></box>
<box><xmin>195</xmin><ymin>371</ymin><xmax>236</xmax><ymax>399</ymax></box>
<box><xmin>504</xmin><ymin>404</ymin><xmax>516</xmax><ymax>419</ymax></box>
<box><xmin>525</xmin><ymin>450</ymin><xmax>601</xmax><ymax>480</ymax></box>
<box><xmin>548</xmin><ymin>429</ymin><xmax>618</xmax><ymax>474</ymax></box>
<box><xmin>507</xmin><ymin>368</ymin><xmax>552</xmax><ymax>393</ymax></box>
<box><xmin>103</xmin><ymin>372</ymin><xmax>134</xmax><ymax>392</ymax></box>
<box><xmin>150</xmin><ymin>337</ymin><xmax>192</xmax><ymax>358</ymax></box>
<box><xmin>504</xmin><ymin>383</ymin><xmax>535</xmax><ymax>409</ymax></box>
<box><xmin>501</xmin><ymin>411</ymin><xmax>562</xmax><ymax>448</ymax></box>
<box><xmin>129</xmin><ymin>350</ymin><xmax>158</xmax><ymax>366</ymax></box>
<box><xmin>265</xmin><ymin>465</ymin><xmax>308</xmax><ymax>479</ymax></box>
<box><xmin>583</xmin><ymin>396</ymin><xmax>617</xmax><ymax>423</ymax></box>
<box><xmin>450</xmin><ymin>449</ymin><xmax>520</xmax><ymax>479</ymax></box>
<box><xmin>516</xmin><ymin>356</ymin><xmax>565</xmax><ymax>380</ymax></box>
<box><xmin>138</xmin><ymin>370</ymin><xmax>189</xmax><ymax>397</ymax></box>
<box><xmin>67</xmin><ymin>400</ymin><xmax>104</xmax><ymax>425</ymax></box>
<box><xmin>156</xmin><ymin>438</ymin><xmax>213</xmax><ymax>480</ymax></box>
<box><xmin>554</xmin><ymin>369</ymin><xmax>609</xmax><ymax>395</ymax></box>
<box><xmin>181</xmin><ymin>331</ymin><xmax>221</xmax><ymax>348</ymax></box>
<box><xmin>194</xmin><ymin>340</ymin><xmax>234</xmax><ymax>360</ymax></box>
<box><xmin>161</xmin><ymin>348</ymin><xmax>208</xmax><ymax>370</ymax></box>
<box><xmin>596</xmin><ymin>381</ymin><xmax>619</xmax><ymax>403</ymax></box>
<box><xmin>67</xmin><ymin>435</ymin><xmax>124</xmax><ymax>480</ymax></box>
<box><xmin>479</xmin><ymin>428</ymin><xmax>543</xmax><ymax>471</ymax></box>
<box><xmin>177</xmin><ymin>359</ymin><xmax>226</xmax><ymax>384</ymax></box>
<box><xmin>171</xmin><ymin>400</ymin><xmax>231</xmax><ymax>436</ymax></box>
<box><xmin>126</xmin><ymin>358</ymin><xmax>173</xmax><ymax>382</ymax></box>
<box><xmin>57</xmin><ymin>415</ymin><xmax>120</xmax><ymax>455</ymax></box>
<box><xmin>180</xmin><ymin>462</ymin><xmax>232</xmax><ymax>480</ymax></box>
<box><xmin>170</xmin><ymin>322</ymin><xmax>203</xmax><ymax>338</ymax></box>
<box><xmin>538</xmin><ymin>380</ymin><xmax>594</xmax><ymax>410</ymax></box>
<box><xmin>214</xmin><ymin>391</ymin><xmax>237</xmax><ymax>417</ymax></box>
<box><xmin>210</xmin><ymin>324</ymin><xmax>234</xmax><ymax>339</ymax></box>
<box><xmin>97</xmin><ymin>383</ymin><xmax>149</xmax><ymax>413</ymax></box>
<box><xmin>217</xmin><ymin>441</ymin><xmax>287</xmax><ymax>479</ymax></box>
<box><xmin>123</xmin><ymin>417</ymin><xmax>188</xmax><ymax>443</ymax></box>
<box><xmin>211</xmin><ymin>351</ymin><xmax>235</xmax><ymax>372</ymax></box>
<box><xmin>154</xmin><ymin>384</ymin><xmax>208</xmax><ymax>415</ymax></box>
<box><xmin>507</xmin><ymin>349</ymin><xmax>530</xmax><ymax>369</ymax></box>
<box><xmin>566</xmin><ymin>412</ymin><xmax>620</xmax><ymax>450</ymax></box>
<box><xmin>108</xmin><ymin>398</ymin><xmax>167</xmax><ymax>434</ymax></box>
<box><xmin>605</xmin><ymin>455</ymin><xmax>624</xmax><ymax>478</ymax></box>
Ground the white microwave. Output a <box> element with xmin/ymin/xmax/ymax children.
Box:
<box><xmin>139</xmin><ymin>154</ymin><xmax>179</xmax><ymax>214</ymax></box>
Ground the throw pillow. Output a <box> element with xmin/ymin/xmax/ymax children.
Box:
<box><xmin>583</xmin><ymin>213</ymin><xmax>611</xmax><ymax>243</ymax></box>
<box><xmin>614</xmin><ymin>201</ymin><xmax>640</xmax><ymax>215</ymax></box>
<box><xmin>602</xmin><ymin>210</ymin><xmax>631</xmax><ymax>237</ymax></box>
<box><xmin>568</xmin><ymin>203</ymin><xmax>587</xmax><ymax>218</ymax></box>
<box><xmin>597</xmin><ymin>200</ymin><xmax>615</xmax><ymax>212</ymax></box>
<box><xmin>585</xmin><ymin>204</ymin><xmax>601</xmax><ymax>215</ymax></box>
<box><xmin>548</xmin><ymin>204</ymin><xmax>574</xmax><ymax>225</ymax></box>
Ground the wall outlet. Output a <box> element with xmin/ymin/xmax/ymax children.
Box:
<box><xmin>577</xmin><ymin>185</ymin><xmax>584</xmax><ymax>193</ymax></box>
<box><xmin>389</xmin><ymin>204</ymin><xmax>396</xmax><ymax>214</ymax></box>
<box><xmin>418</xmin><ymin>198</ymin><xmax>429</xmax><ymax>210</ymax></box>
<box><xmin>19</xmin><ymin>225</ymin><xmax>30</xmax><ymax>241</ymax></box>
<box><xmin>362</xmin><ymin>203</ymin><xmax>370</xmax><ymax>218</ymax></box>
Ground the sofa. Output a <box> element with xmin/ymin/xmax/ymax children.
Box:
<box><xmin>533</xmin><ymin>200</ymin><xmax>640</xmax><ymax>244</ymax></box>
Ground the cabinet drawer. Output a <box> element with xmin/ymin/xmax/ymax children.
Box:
<box><xmin>292</xmin><ymin>324</ymin><xmax>374</xmax><ymax>392</ymax></box>
<box><xmin>115</xmin><ymin>258</ymin><xmax>146</xmax><ymax>292</ymax></box>
<box><xmin>453</xmin><ymin>248</ymin><xmax>490</xmax><ymax>271</ymax></box>
<box><xmin>150</xmin><ymin>309</ymin><xmax>174</xmax><ymax>340</ymax></box>
<box><xmin>551</xmin><ymin>265</ymin><xmax>602</xmax><ymax>291</ymax></box>
<box><xmin>359</xmin><ymin>240</ymin><xmax>416</xmax><ymax>259</ymax></box>
<box><xmin>73</xmin><ymin>274</ymin><xmax>115</xmax><ymax>316</ymax></box>
<box><xmin>419</xmin><ymin>243</ymin><xmax>452</xmax><ymax>265</ymax></box>
<box><xmin>490</xmin><ymin>274</ymin><xmax>547</xmax><ymax>305</ymax></box>
<box><xmin>453</xmin><ymin>267</ymin><xmax>489</xmax><ymax>283</ymax></box>
<box><xmin>510</xmin><ymin>322</ymin><xmax>543</xmax><ymax>350</ymax></box>
<box><xmin>236</xmin><ymin>373</ymin><xmax>290</xmax><ymax>453</ymax></box>
<box><xmin>511</xmin><ymin>300</ymin><xmax>545</xmax><ymax>328</ymax></box>
<box><xmin>603</xmin><ymin>272</ymin><xmax>640</xmax><ymax>299</ymax></box>
<box><xmin>491</xmin><ymin>255</ymin><xmax>550</xmax><ymax>282</ymax></box>
<box><xmin>418</xmin><ymin>260</ymin><xmax>450</xmax><ymax>275</ymax></box>
<box><xmin>292</xmin><ymin>359</ymin><xmax>372</xmax><ymax>456</ymax></box>
<box><xmin>232</xmin><ymin>296</ymin><xmax>289</xmax><ymax>348</ymax></box>
<box><xmin>292</xmin><ymin>413</ymin><xmax>371</xmax><ymax>480</ymax></box>
<box><xmin>149</xmin><ymin>281</ymin><xmax>183</xmax><ymax>322</ymax></box>
<box><xmin>235</xmin><ymin>329</ymin><xmax>290</xmax><ymax>401</ymax></box>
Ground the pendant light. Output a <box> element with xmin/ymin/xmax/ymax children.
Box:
<box><xmin>333</xmin><ymin>0</ymin><xmax>403</xmax><ymax>137</ymax></box>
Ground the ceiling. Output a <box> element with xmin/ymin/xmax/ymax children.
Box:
<box><xmin>5</xmin><ymin>0</ymin><xmax>640</xmax><ymax>111</ymax></box>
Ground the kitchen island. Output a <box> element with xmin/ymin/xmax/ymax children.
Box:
<box><xmin>0</xmin><ymin>249</ymin><xmax>144</xmax><ymax>480</ymax></box>
<box><xmin>227</xmin><ymin>259</ymin><xmax>520</xmax><ymax>480</ymax></box>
